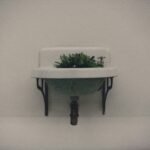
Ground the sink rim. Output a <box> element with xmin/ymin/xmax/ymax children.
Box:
<box><xmin>32</xmin><ymin>67</ymin><xmax>118</xmax><ymax>79</ymax></box>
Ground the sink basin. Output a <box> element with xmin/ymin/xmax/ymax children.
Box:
<box><xmin>47</xmin><ymin>78</ymin><xmax>104</xmax><ymax>95</ymax></box>
<box><xmin>32</xmin><ymin>47</ymin><xmax>117</xmax><ymax>95</ymax></box>
<box><xmin>32</xmin><ymin>67</ymin><xmax>117</xmax><ymax>95</ymax></box>
<box><xmin>32</xmin><ymin>67</ymin><xmax>117</xmax><ymax>79</ymax></box>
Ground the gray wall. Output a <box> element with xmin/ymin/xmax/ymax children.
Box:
<box><xmin>0</xmin><ymin>0</ymin><xmax>150</xmax><ymax>149</ymax></box>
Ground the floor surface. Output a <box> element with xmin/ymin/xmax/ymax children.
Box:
<box><xmin>0</xmin><ymin>117</ymin><xmax>150</xmax><ymax>150</ymax></box>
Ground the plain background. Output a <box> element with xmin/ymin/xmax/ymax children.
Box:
<box><xmin>0</xmin><ymin>0</ymin><xmax>150</xmax><ymax>149</ymax></box>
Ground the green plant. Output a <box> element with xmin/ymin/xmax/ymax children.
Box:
<box><xmin>55</xmin><ymin>52</ymin><xmax>105</xmax><ymax>68</ymax></box>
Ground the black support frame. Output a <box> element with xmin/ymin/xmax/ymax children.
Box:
<box><xmin>36</xmin><ymin>77</ymin><xmax>113</xmax><ymax>125</ymax></box>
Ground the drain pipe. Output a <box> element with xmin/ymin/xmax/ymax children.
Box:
<box><xmin>70</xmin><ymin>96</ymin><xmax>79</xmax><ymax>125</ymax></box>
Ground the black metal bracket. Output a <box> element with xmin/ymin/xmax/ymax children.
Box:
<box><xmin>36</xmin><ymin>77</ymin><xmax>113</xmax><ymax>125</ymax></box>
<box><xmin>101</xmin><ymin>77</ymin><xmax>113</xmax><ymax>114</ymax></box>
<box><xmin>36</xmin><ymin>78</ymin><xmax>49</xmax><ymax>116</ymax></box>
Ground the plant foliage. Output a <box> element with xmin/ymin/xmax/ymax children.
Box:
<box><xmin>55</xmin><ymin>52</ymin><xmax>104</xmax><ymax>68</ymax></box>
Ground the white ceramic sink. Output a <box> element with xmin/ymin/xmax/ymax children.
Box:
<box><xmin>32</xmin><ymin>67</ymin><xmax>117</xmax><ymax>79</ymax></box>
<box><xmin>32</xmin><ymin>47</ymin><xmax>117</xmax><ymax>95</ymax></box>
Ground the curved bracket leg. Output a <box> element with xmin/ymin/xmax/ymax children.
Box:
<box><xmin>102</xmin><ymin>77</ymin><xmax>113</xmax><ymax>114</ymax></box>
<box><xmin>70</xmin><ymin>96</ymin><xmax>79</xmax><ymax>125</ymax></box>
<box><xmin>37</xmin><ymin>78</ymin><xmax>49</xmax><ymax>116</ymax></box>
<box><xmin>102</xmin><ymin>81</ymin><xmax>106</xmax><ymax>114</ymax></box>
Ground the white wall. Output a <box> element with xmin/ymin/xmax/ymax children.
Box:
<box><xmin>0</xmin><ymin>0</ymin><xmax>150</xmax><ymax>149</ymax></box>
